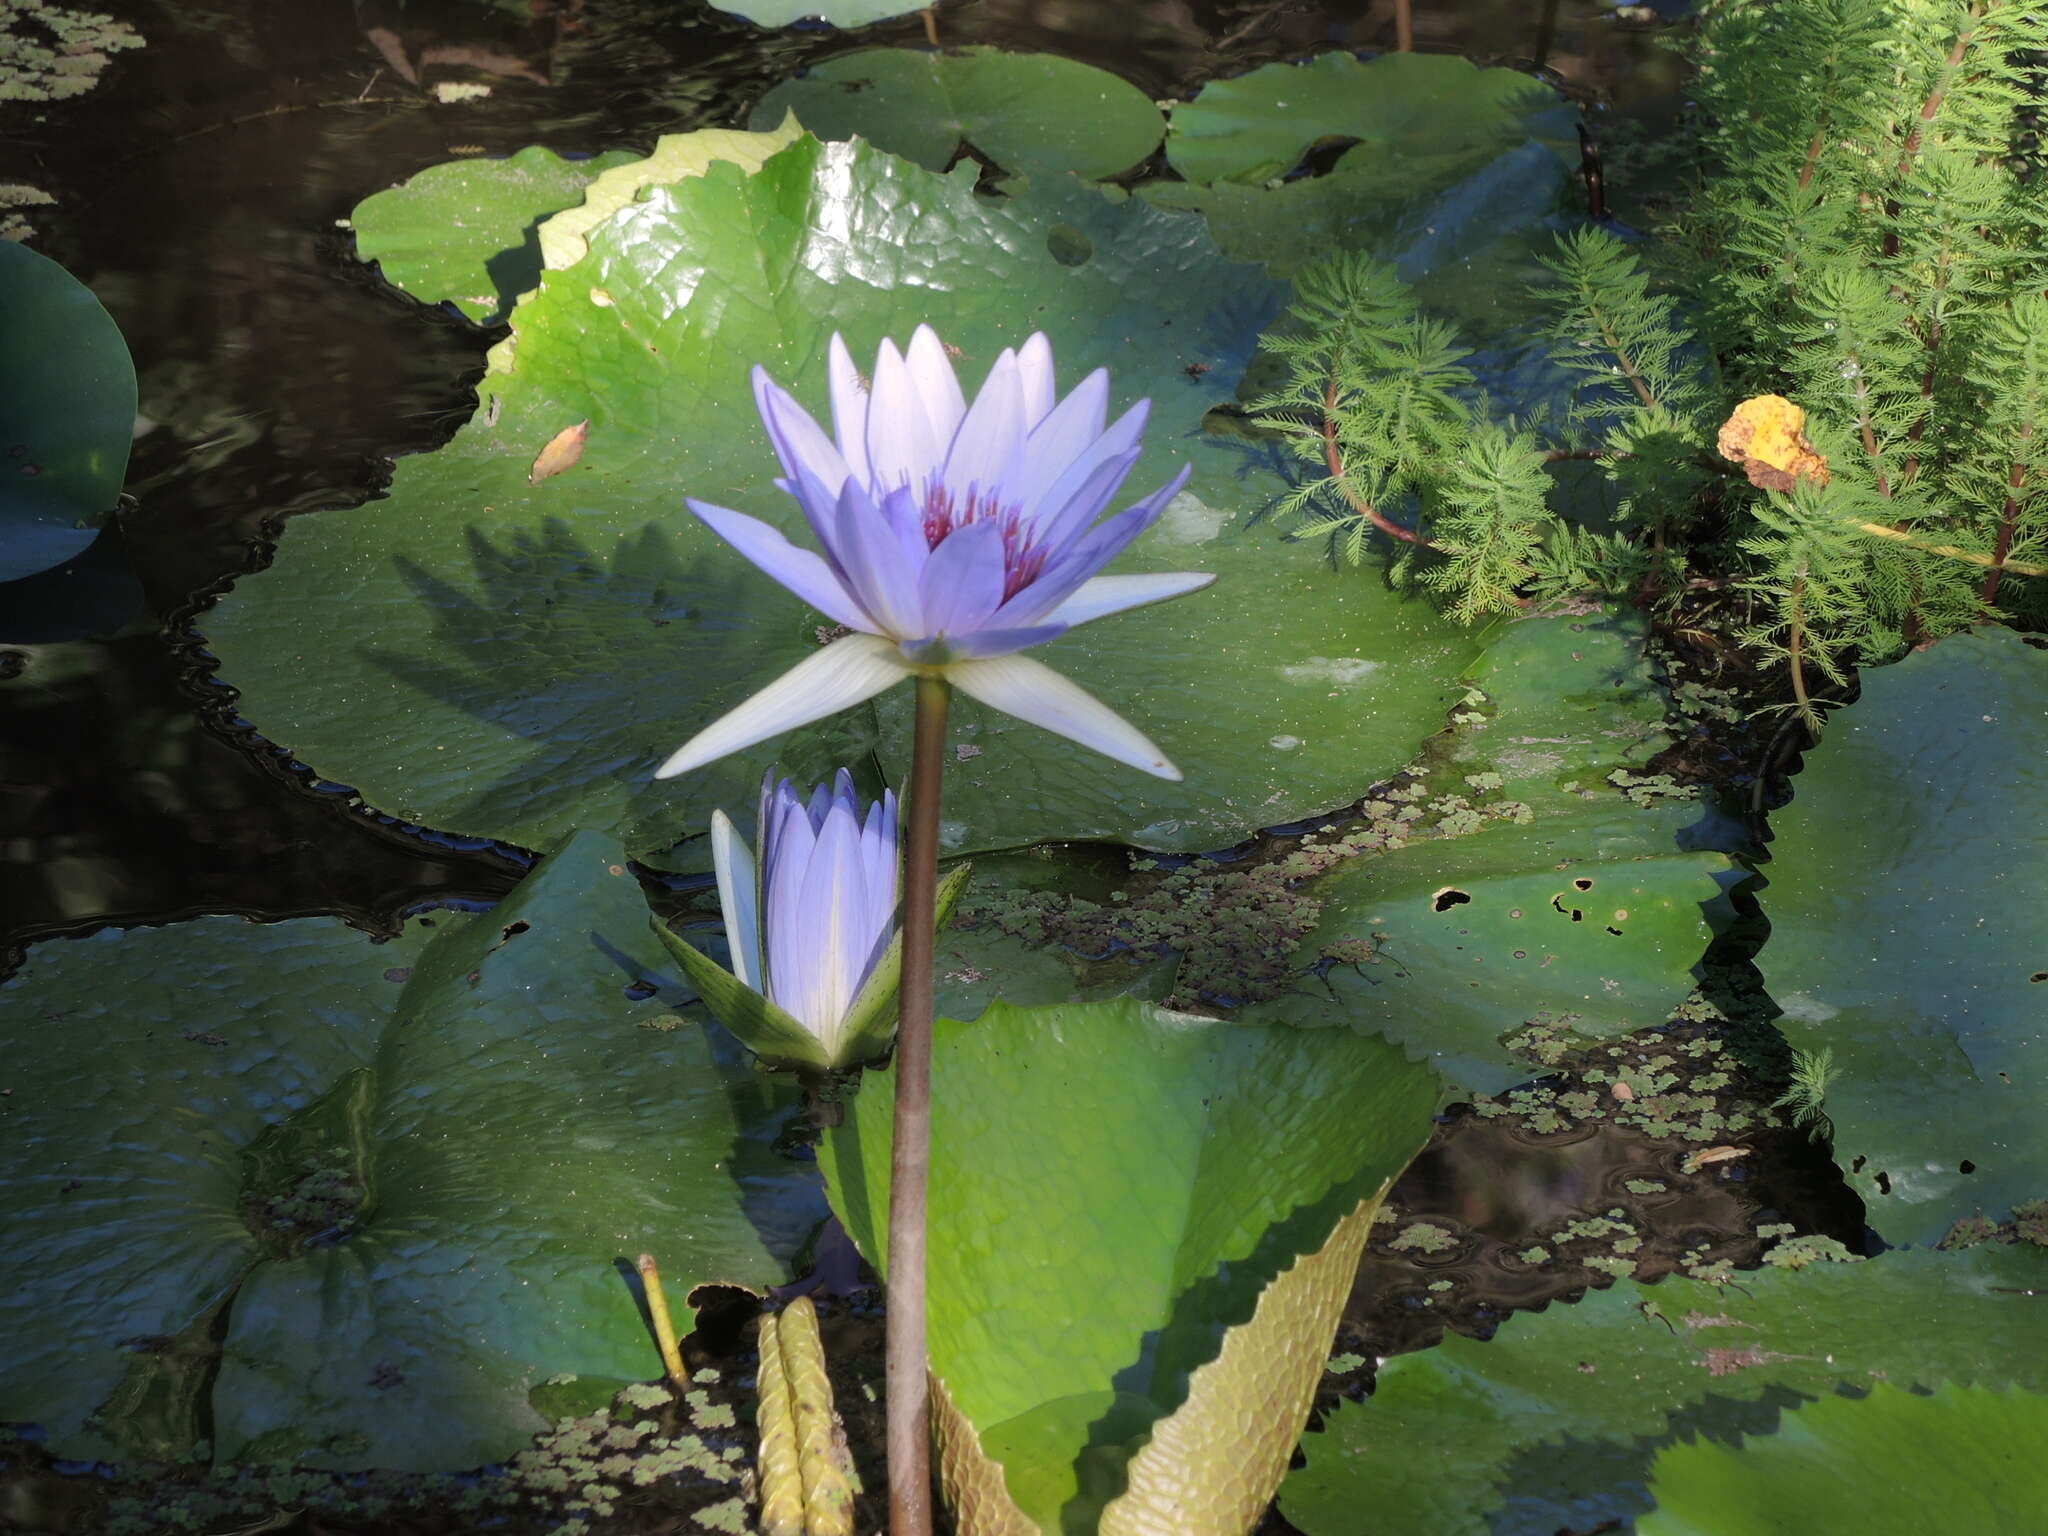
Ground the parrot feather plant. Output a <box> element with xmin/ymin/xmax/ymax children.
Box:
<box><xmin>656</xmin><ymin>325</ymin><xmax>1211</xmax><ymax>1536</ymax></box>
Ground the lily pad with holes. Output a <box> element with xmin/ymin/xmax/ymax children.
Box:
<box><xmin>1251</xmin><ymin>610</ymin><xmax>1735</xmax><ymax>1094</ymax></box>
<box><xmin>1280</xmin><ymin>1243</ymin><xmax>2048</xmax><ymax>1536</ymax></box>
<box><xmin>1262</xmin><ymin>810</ymin><xmax>1735</xmax><ymax>1093</ymax></box>
<box><xmin>1757</xmin><ymin>627</ymin><xmax>2048</xmax><ymax>1245</ymax></box>
<box><xmin>350</xmin><ymin>146</ymin><xmax>640</xmax><ymax>324</ymax></box>
<box><xmin>0</xmin><ymin>831</ymin><xmax>822</xmax><ymax>1469</ymax></box>
<box><xmin>748</xmin><ymin>48</ymin><xmax>1164</xmax><ymax>180</ymax></box>
<box><xmin>821</xmin><ymin>999</ymin><xmax>1444</xmax><ymax>1532</ymax></box>
<box><xmin>204</xmin><ymin>133</ymin><xmax>1484</xmax><ymax>861</ymax></box>
<box><xmin>0</xmin><ymin>241</ymin><xmax>135</xmax><ymax>584</ymax></box>
<box><xmin>1639</xmin><ymin>1382</ymin><xmax>2048</xmax><ymax>1536</ymax></box>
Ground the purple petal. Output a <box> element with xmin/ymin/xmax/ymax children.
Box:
<box><xmin>777</xmin><ymin>795</ymin><xmax>869</xmax><ymax>1032</ymax></box>
<box><xmin>876</xmin><ymin>481</ymin><xmax>934</xmax><ymax>572</ymax></box>
<box><xmin>1038</xmin><ymin>460</ymin><xmax>1192</xmax><ymax>571</ymax></box>
<box><xmin>939</xmin><ymin>348</ymin><xmax>1028</xmax><ymax>506</ymax></box>
<box><xmin>828</xmin><ymin>334</ymin><xmax>873</xmax><ymax>488</ymax></box>
<box><xmin>1050</xmin><ymin>502</ymin><xmax>1156</xmax><ymax>580</ymax></box>
<box><xmin>1040</xmin><ymin>571</ymin><xmax>1216</xmax><ymax>627</ymax></box>
<box><xmin>655</xmin><ymin>634</ymin><xmax>911</xmax><ymax>779</ymax></box>
<box><xmin>830</xmin><ymin>477</ymin><xmax>927</xmax><ymax>638</ymax></box>
<box><xmin>782</xmin><ymin>457</ymin><xmax>856</xmax><ymax>584</ymax></box>
<box><xmin>755</xmin><ymin>368</ymin><xmax>852</xmax><ymax>496</ymax></box>
<box><xmin>709</xmin><ymin>809</ymin><xmax>762</xmax><ymax>992</ymax></box>
<box><xmin>861</xmin><ymin>789</ymin><xmax>899</xmax><ymax>919</ymax></box>
<box><xmin>687</xmin><ymin>499</ymin><xmax>874</xmax><ymax>634</ymax></box>
<box><xmin>905</xmin><ymin>325</ymin><xmax>968</xmax><ymax>445</ymax></box>
<box><xmin>1026</xmin><ymin>400</ymin><xmax>1152</xmax><ymax>541</ymax></box>
<box><xmin>917</xmin><ymin>518</ymin><xmax>1008</xmax><ymax>640</ymax></box>
<box><xmin>935</xmin><ymin>623</ymin><xmax>1070</xmax><ymax>659</ymax></box>
<box><xmin>1000</xmin><ymin>502</ymin><xmax>1156</xmax><ymax>627</ymax></box>
<box><xmin>762</xmin><ymin>790</ymin><xmax>819</xmax><ymax>1006</ymax></box>
<box><xmin>866</xmin><ymin>337</ymin><xmax>944</xmax><ymax>495</ymax></box>
<box><xmin>946</xmin><ymin>653</ymin><xmax>1181</xmax><ymax>779</ymax></box>
<box><xmin>987</xmin><ymin>450</ymin><xmax>1145</xmax><ymax>625</ymax></box>
<box><xmin>1021</xmin><ymin>447</ymin><xmax>1145</xmax><ymax>582</ymax></box>
<box><xmin>1015</xmin><ymin>333</ymin><xmax>1056</xmax><ymax>427</ymax></box>
<box><xmin>1014</xmin><ymin>369</ymin><xmax>1112</xmax><ymax>513</ymax></box>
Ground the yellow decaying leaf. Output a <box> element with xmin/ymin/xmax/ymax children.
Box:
<box><xmin>529</xmin><ymin>419</ymin><xmax>589</xmax><ymax>485</ymax></box>
<box><xmin>1717</xmin><ymin>394</ymin><xmax>1830</xmax><ymax>492</ymax></box>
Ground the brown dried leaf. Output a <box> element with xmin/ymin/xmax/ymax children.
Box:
<box><xmin>1717</xmin><ymin>394</ymin><xmax>1830</xmax><ymax>493</ymax></box>
<box><xmin>529</xmin><ymin>418</ymin><xmax>589</xmax><ymax>485</ymax></box>
<box><xmin>1681</xmin><ymin>1144</ymin><xmax>1749</xmax><ymax>1173</ymax></box>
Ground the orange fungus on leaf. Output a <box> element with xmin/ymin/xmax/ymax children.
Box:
<box><xmin>1717</xmin><ymin>395</ymin><xmax>1829</xmax><ymax>493</ymax></box>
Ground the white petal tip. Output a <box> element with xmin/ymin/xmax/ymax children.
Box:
<box><xmin>653</xmin><ymin>748</ymin><xmax>701</xmax><ymax>780</ymax></box>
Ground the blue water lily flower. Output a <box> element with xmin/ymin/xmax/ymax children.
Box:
<box><xmin>650</xmin><ymin>769</ymin><xmax>970</xmax><ymax>1071</ymax></box>
<box><xmin>656</xmin><ymin>326</ymin><xmax>1212</xmax><ymax>781</ymax></box>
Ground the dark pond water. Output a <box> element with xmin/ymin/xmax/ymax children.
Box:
<box><xmin>0</xmin><ymin>1</ymin><xmax>1861</xmax><ymax>1528</ymax></box>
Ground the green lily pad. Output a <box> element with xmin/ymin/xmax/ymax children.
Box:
<box><xmin>1758</xmin><ymin>627</ymin><xmax>2048</xmax><ymax>1244</ymax></box>
<box><xmin>709</xmin><ymin>0</ymin><xmax>926</xmax><ymax>26</ymax></box>
<box><xmin>1280</xmin><ymin>1243</ymin><xmax>2048</xmax><ymax>1536</ymax></box>
<box><xmin>204</xmin><ymin>133</ymin><xmax>1482</xmax><ymax>861</ymax></box>
<box><xmin>528</xmin><ymin>118</ymin><xmax>805</xmax><ymax>274</ymax></box>
<box><xmin>0</xmin><ymin>831</ymin><xmax>822</xmax><ymax>1469</ymax></box>
<box><xmin>1253</xmin><ymin>611</ymin><xmax>1733</xmax><ymax>1094</ymax></box>
<box><xmin>1639</xmin><ymin>1382</ymin><xmax>2048</xmax><ymax>1536</ymax></box>
<box><xmin>748</xmin><ymin>48</ymin><xmax>1164</xmax><ymax>179</ymax></box>
<box><xmin>897</xmin><ymin>521</ymin><xmax>1484</xmax><ymax>856</ymax></box>
<box><xmin>0</xmin><ymin>241</ymin><xmax>135</xmax><ymax>583</ymax></box>
<box><xmin>350</xmin><ymin>146</ymin><xmax>640</xmax><ymax>324</ymax></box>
<box><xmin>1165</xmin><ymin>51</ymin><xmax>1575</xmax><ymax>189</ymax></box>
<box><xmin>352</xmin><ymin>144</ymin><xmax>638</xmax><ymax>325</ymax></box>
<box><xmin>821</xmin><ymin>1000</ymin><xmax>1442</xmax><ymax>1531</ymax></box>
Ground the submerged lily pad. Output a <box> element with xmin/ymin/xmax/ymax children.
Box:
<box><xmin>1143</xmin><ymin>51</ymin><xmax>1578</xmax><ymax>312</ymax></box>
<box><xmin>0</xmin><ymin>241</ymin><xmax>134</xmax><ymax>583</ymax></box>
<box><xmin>1639</xmin><ymin>1382</ymin><xmax>2048</xmax><ymax>1536</ymax></box>
<box><xmin>0</xmin><ymin>831</ymin><xmax>821</xmax><ymax>1469</ymax></box>
<box><xmin>205</xmin><ymin>134</ymin><xmax>1481</xmax><ymax>861</ymax></box>
<box><xmin>1280</xmin><ymin>1243</ymin><xmax>2048</xmax><ymax>1536</ymax></box>
<box><xmin>709</xmin><ymin>0</ymin><xmax>926</xmax><ymax>26</ymax></box>
<box><xmin>1446</xmin><ymin>608</ymin><xmax>1677</xmax><ymax>815</ymax></box>
<box><xmin>351</xmin><ymin>146</ymin><xmax>639</xmax><ymax>324</ymax></box>
<box><xmin>748</xmin><ymin>48</ymin><xmax>1163</xmax><ymax>179</ymax></box>
<box><xmin>1758</xmin><ymin>627</ymin><xmax>2048</xmax><ymax>1244</ymax></box>
<box><xmin>1166</xmin><ymin>51</ymin><xmax>1574</xmax><ymax>189</ymax></box>
<box><xmin>821</xmin><ymin>1000</ymin><xmax>1442</xmax><ymax>1532</ymax></box>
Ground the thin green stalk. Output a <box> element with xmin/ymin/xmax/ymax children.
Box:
<box><xmin>886</xmin><ymin>673</ymin><xmax>950</xmax><ymax>1536</ymax></box>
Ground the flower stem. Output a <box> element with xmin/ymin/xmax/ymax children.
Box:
<box><xmin>886</xmin><ymin>673</ymin><xmax>950</xmax><ymax>1536</ymax></box>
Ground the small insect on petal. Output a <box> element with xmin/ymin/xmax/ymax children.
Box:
<box><xmin>530</xmin><ymin>418</ymin><xmax>590</xmax><ymax>485</ymax></box>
